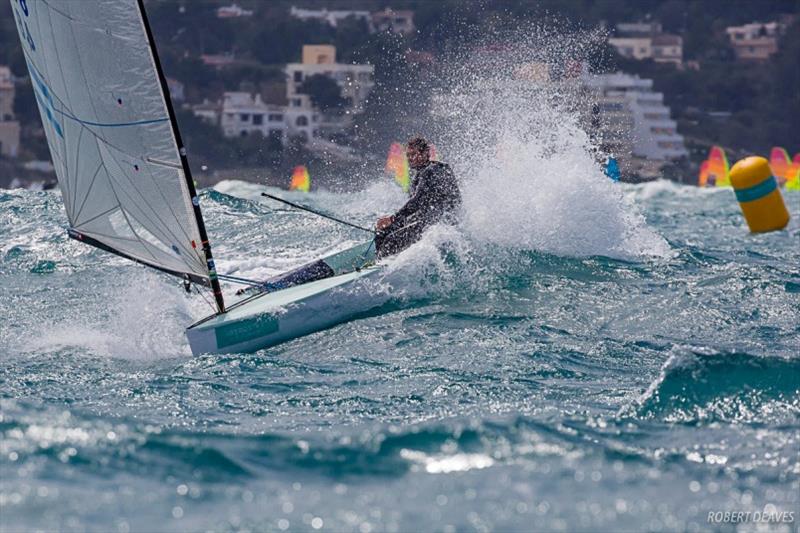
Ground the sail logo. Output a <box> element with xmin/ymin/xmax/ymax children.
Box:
<box><xmin>13</xmin><ymin>0</ymin><xmax>35</xmax><ymax>51</ymax></box>
<box><xmin>27</xmin><ymin>61</ymin><xmax>64</xmax><ymax>138</ymax></box>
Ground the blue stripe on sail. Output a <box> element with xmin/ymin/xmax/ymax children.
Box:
<box><xmin>734</xmin><ymin>176</ymin><xmax>778</xmax><ymax>203</ymax></box>
<box><xmin>52</xmin><ymin>109</ymin><xmax>169</xmax><ymax>128</ymax></box>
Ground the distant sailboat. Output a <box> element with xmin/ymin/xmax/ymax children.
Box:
<box><xmin>699</xmin><ymin>146</ymin><xmax>730</xmax><ymax>187</ymax></box>
<box><xmin>289</xmin><ymin>165</ymin><xmax>310</xmax><ymax>192</ymax></box>
<box><xmin>769</xmin><ymin>147</ymin><xmax>792</xmax><ymax>186</ymax></box>
<box><xmin>14</xmin><ymin>0</ymin><xmax>383</xmax><ymax>355</ymax></box>
<box><xmin>786</xmin><ymin>153</ymin><xmax>800</xmax><ymax>191</ymax></box>
<box><xmin>698</xmin><ymin>160</ymin><xmax>710</xmax><ymax>187</ymax></box>
<box><xmin>385</xmin><ymin>142</ymin><xmax>410</xmax><ymax>192</ymax></box>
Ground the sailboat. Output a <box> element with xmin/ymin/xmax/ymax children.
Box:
<box><xmin>289</xmin><ymin>165</ymin><xmax>311</xmax><ymax>192</ymax></box>
<box><xmin>13</xmin><ymin>0</ymin><xmax>383</xmax><ymax>354</ymax></box>
<box><xmin>698</xmin><ymin>146</ymin><xmax>730</xmax><ymax>187</ymax></box>
<box><xmin>385</xmin><ymin>142</ymin><xmax>410</xmax><ymax>192</ymax></box>
<box><xmin>786</xmin><ymin>154</ymin><xmax>800</xmax><ymax>191</ymax></box>
<box><xmin>769</xmin><ymin>147</ymin><xmax>792</xmax><ymax>186</ymax></box>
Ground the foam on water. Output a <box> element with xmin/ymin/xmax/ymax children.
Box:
<box><xmin>20</xmin><ymin>274</ymin><xmax>194</xmax><ymax>360</ymax></box>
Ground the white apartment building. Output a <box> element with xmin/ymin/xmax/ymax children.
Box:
<box><xmin>217</xmin><ymin>92</ymin><xmax>319</xmax><ymax>144</ymax></box>
<box><xmin>286</xmin><ymin>45</ymin><xmax>375</xmax><ymax>113</ymax></box>
<box><xmin>583</xmin><ymin>72</ymin><xmax>687</xmax><ymax>161</ymax></box>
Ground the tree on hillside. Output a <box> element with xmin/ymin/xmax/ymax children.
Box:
<box><xmin>297</xmin><ymin>74</ymin><xmax>348</xmax><ymax>113</ymax></box>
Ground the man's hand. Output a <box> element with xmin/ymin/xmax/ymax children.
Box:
<box><xmin>376</xmin><ymin>215</ymin><xmax>393</xmax><ymax>231</ymax></box>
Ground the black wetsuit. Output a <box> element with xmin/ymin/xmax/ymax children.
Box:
<box><xmin>375</xmin><ymin>161</ymin><xmax>461</xmax><ymax>258</ymax></box>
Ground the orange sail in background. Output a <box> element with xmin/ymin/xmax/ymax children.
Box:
<box><xmin>786</xmin><ymin>153</ymin><xmax>800</xmax><ymax>191</ymax></box>
<box><xmin>289</xmin><ymin>165</ymin><xmax>310</xmax><ymax>192</ymax></box>
<box><xmin>769</xmin><ymin>147</ymin><xmax>792</xmax><ymax>185</ymax></box>
<box><xmin>705</xmin><ymin>146</ymin><xmax>730</xmax><ymax>187</ymax></box>
<box><xmin>698</xmin><ymin>160</ymin><xmax>710</xmax><ymax>187</ymax></box>
<box><xmin>385</xmin><ymin>142</ymin><xmax>410</xmax><ymax>192</ymax></box>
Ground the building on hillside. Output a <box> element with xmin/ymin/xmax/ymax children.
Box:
<box><xmin>289</xmin><ymin>6</ymin><xmax>373</xmax><ymax>31</ymax></box>
<box><xmin>217</xmin><ymin>4</ymin><xmax>253</xmax><ymax>18</ymax></box>
<box><xmin>0</xmin><ymin>66</ymin><xmax>20</xmax><ymax>158</ymax></box>
<box><xmin>193</xmin><ymin>99</ymin><xmax>222</xmax><ymax>125</ymax></box>
<box><xmin>207</xmin><ymin>92</ymin><xmax>319</xmax><ymax>144</ymax></box>
<box><xmin>371</xmin><ymin>8</ymin><xmax>415</xmax><ymax>35</ymax></box>
<box><xmin>286</xmin><ymin>45</ymin><xmax>375</xmax><ymax>114</ymax></box>
<box><xmin>608</xmin><ymin>35</ymin><xmax>653</xmax><ymax>60</ymax></box>
<box><xmin>608</xmin><ymin>21</ymin><xmax>683</xmax><ymax>67</ymax></box>
<box><xmin>725</xmin><ymin>22</ymin><xmax>783</xmax><ymax>61</ymax></box>
<box><xmin>583</xmin><ymin>72</ymin><xmax>688</xmax><ymax>161</ymax></box>
<box><xmin>651</xmin><ymin>34</ymin><xmax>683</xmax><ymax>66</ymax></box>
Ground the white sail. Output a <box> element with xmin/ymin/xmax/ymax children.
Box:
<box><xmin>10</xmin><ymin>0</ymin><xmax>210</xmax><ymax>282</ymax></box>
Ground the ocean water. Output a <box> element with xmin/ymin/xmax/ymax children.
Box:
<box><xmin>1</xmin><ymin>178</ymin><xmax>798</xmax><ymax>532</ymax></box>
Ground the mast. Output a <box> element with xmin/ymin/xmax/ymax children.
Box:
<box><xmin>136</xmin><ymin>0</ymin><xmax>226</xmax><ymax>314</ymax></box>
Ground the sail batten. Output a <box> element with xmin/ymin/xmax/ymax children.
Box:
<box><xmin>11</xmin><ymin>0</ymin><xmax>220</xmax><ymax>297</ymax></box>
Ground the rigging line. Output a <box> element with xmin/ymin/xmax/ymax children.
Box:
<box><xmin>39</xmin><ymin>0</ymin><xmax>76</xmax><ymax>21</ymax></box>
<box><xmin>217</xmin><ymin>274</ymin><xmax>263</xmax><ymax>286</ymax></box>
<box><xmin>70</xmin><ymin>125</ymin><xmax>85</xmax><ymax>215</ymax></box>
<box><xmin>193</xmin><ymin>284</ymin><xmax>217</xmax><ymax>313</ymax></box>
<box><xmin>261</xmin><ymin>193</ymin><xmax>377</xmax><ymax>234</ymax></box>
<box><xmin>72</xmin><ymin>162</ymin><xmax>104</xmax><ymax>226</ymax></box>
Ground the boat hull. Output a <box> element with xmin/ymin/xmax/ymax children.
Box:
<box><xmin>186</xmin><ymin>241</ymin><xmax>386</xmax><ymax>355</ymax></box>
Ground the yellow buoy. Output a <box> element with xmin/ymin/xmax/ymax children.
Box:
<box><xmin>729</xmin><ymin>156</ymin><xmax>790</xmax><ymax>233</ymax></box>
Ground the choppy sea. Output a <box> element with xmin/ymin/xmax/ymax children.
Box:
<box><xmin>1</xmin><ymin>178</ymin><xmax>798</xmax><ymax>532</ymax></box>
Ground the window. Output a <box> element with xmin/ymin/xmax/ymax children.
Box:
<box><xmin>296</xmin><ymin>116</ymin><xmax>309</xmax><ymax>127</ymax></box>
<box><xmin>292</xmin><ymin>98</ymin><xmax>302</xmax><ymax>107</ymax></box>
<box><xmin>268</xmin><ymin>113</ymin><xmax>283</xmax><ymax>122</ymax></box>
<box><xmin>240</xmin><ymin>130</ymin><xmax>248</xmax><ymax>137</ymax></box>
<box><xmin>252</xmin><ymin>114</ymin><xmax>263</xmax><ymax>125</ymax></box>
<box><xmin>240</xmin><ymin>113</ymin><xmax>250</xmax><ymax>122</ymax></box>
<box><xmin>293</xmin><ymin>71</ymin><xmax>303</xmax><ymax>83</ymax></box>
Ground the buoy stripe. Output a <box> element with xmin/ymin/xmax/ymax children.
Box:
<box><xmin>734</xmin><ymin>175</ymin><xmax>778</xmax><ymax>203</ymax></box>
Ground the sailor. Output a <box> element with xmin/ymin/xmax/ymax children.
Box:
<box><xmin>375</xmin><ymin>137</ymin><xmax>462</xmax><ymax>258</ymax></box>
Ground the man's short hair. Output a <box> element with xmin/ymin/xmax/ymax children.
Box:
<box><xmin>407</xmin><ymin>136</ymin><xmax>430</xmax><ymax>154</ymax></box>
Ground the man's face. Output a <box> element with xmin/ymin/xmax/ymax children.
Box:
<box><xmin>406</xmin><ymin>146</ymin><xmax>430</xmax><ymax>170</ymax></box>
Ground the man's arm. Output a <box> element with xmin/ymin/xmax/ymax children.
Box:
<box><xmin>387</xmin><ymin>174</ymin><xmax>433</xmax><ymax>229</ymax></box>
